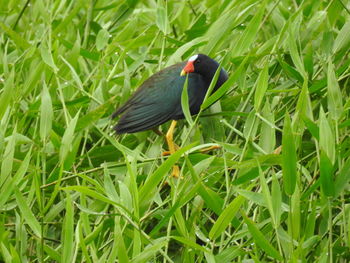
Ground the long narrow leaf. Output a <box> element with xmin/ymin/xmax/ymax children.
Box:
<box><xmin>40</xmin><ymin>81</ymin><xmax>53</xmax><ymax>140</ymax></box>
<box><xmin>282</xmin><ymin>113</ymin><xmax>297</xmax><ymax>195</ymax></box>
<box><xmin>139</xmin><ymin>142</ymin><xmax>197</xmax><ymax>203</ymax></box>
<box><xmin>209</xmin><ymin>195</ymin><xmax>245</xmax><ymax>240</ymax></box>
<box><xmin>181</xmin><ymin>75</ymin><xmax>193</xmax><ymax>125</ymax></box>
<box><xmin>327</xmin><ymin>60</ymin><xmax>343</xmax><ymax>120</ymax></box>
<box><xmin>241</xmin><ymin>212</ymin><xmax>283</xmax><ymax>261</ymax></box>
<box><xmin>62</xmin><ymin>193</ymin><xmax>74</xmax><ymax>263</ymax></box>
<box><xmin>14</xmin><ymin>188</ymin><xmax>42</xmax><ymax>238</ymax></box>
<box><xmin>254</xmin><ymin>64</ymin><xmax>269</xmax><ymax>111</ymax></box>
<box><xmin>319</xmin><ymin>151</ymin><xmax>335</xmax><ymax>197</ymax></box>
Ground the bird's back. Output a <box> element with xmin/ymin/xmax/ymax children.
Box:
<box><xmin>113</xmin><ymin>63</ymin><xmax>215</xmax><ymax>133</ymax></box>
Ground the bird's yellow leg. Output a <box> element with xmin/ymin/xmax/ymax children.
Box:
<box><xmin>166</xmin><ymin>120</ymin><xmax>177</xmax><ymax>154</ymax></box>
<box><xmin>165</xmin><ymin>120</ymin><xmax>180</xmax><ymax>178</ymax></box>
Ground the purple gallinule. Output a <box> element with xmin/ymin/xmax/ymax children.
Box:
<box><xmin>113</xmin><ymin>54</ymin><xmax>228</xmax><ymax>177</ymax></box>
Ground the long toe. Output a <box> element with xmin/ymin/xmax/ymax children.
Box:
<box><xmin>162</xmin><ymin>150</ymin><xmax>171</xmax><ymax>156</ymax></box>
<box><xmin>199</xmin><ymin>145</ymin><xmax>221</xmax><ymax>153</ymax></box>
<box><xmin>162</xmin><ymin>144</ymin><xmax>180</xmax><ymax>156</ymax></box>
<box><xmin>171</xmin><ymin>165</ymin><xmax>182</xmax><ymax>178</ymax></box>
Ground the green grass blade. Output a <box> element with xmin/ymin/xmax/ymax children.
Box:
<box><xmin>319</xmin><ymin>151</ymin><xmax>335</xmax><ymax>197</ymax></box>
<box><xmin>209</xmin><ymin>195</ymin><xmax>245</xmax><ymax>240</ymax></box>
<box><xmin>334</xmin><ymin>158</ymin><xmax>350</xmax><ymax>198</ymax></box>
<box><xmin>186</xmin><ymin>156</ymin><xmax>224</xmax><ymax>215</ymax></box>
<box><xmin>302</xmin><ymin>116</ymin><xmax>319</xmax><ymax>140</ymax></box>
<box><xmin>156</xmin><ymin>0</ymin><xmax>169</xmax><ymax>34</ymax></box>
<box><xmin>282</xmin><ymin>113</ymin><xmax>297</xmax><ymax>195</ymax></box>
<box><xmin>319</xmin><ymin>107</ymin><xmax>335</xmax><ymax>163</ymax></box>
<box><xmin>0</xmin><ymin>126</ymin><xmax>16</xmax><ymax>186</ymax></box>
<box><xmin>259</xmin><ymin>167</ymin><xmax>276</xmax><ymax>227</ymax></box>
<box><xmin>231</xmin><ymin>1</ymin><xmax>266</xmax><ymax>57</ymax></box>
<box><xmin>0</xmin><ymin>149</ymin><xmax>32</xmax><ymax>209</ymax></box>
<box><xmin>166</xmin><ymin>37</ymin><xmax>206</xmax><ymax>66</ymax></box>
<box><xmin>0</xmin><ymin>242</ymin><xmax>12</xmax><ymax>262</ymax></box>
<box><xmin>181</xmin><ymin>75</ymin><xmax>194</xmax><ymax>125</ymax></box>
<box><xmin>76</xmin><ymin>96</ymin><xmax>116</xmax><ymax>131</ymax></box>
<box><xmin>40</xmin><ymin>44</ymin><xmax>58</xmax><ymax>73</ymax></box>
<box><xmin>172</xmin><ymin>236</ymin><xmax>210</xmax><ymax>253</ymax></box>
<box><xmin>77</xmin><ymin>221</ymin><xmax>92</xmax><ymax>263</ymax></box>
<box><xmin>139</xmin><ymin>142</ymin><xmax>197</xmax><ymax>205</ymax></box>
<box><xmin>288</xmin><ymin>20</ymin><xmax>306</xmax><ymax>78</ymax></box>
<box><xmin>149</xmin><ymin>180</ymin><xmax>201</xmax><ymax>237</ymax></box>
<box><xmin>290</xmin><ymin>184</ymin><xmax>301</xmax><ymax>240</ymax></box>
<box><xmin>0</xmin><ymin>69</ymin><xmax>14</xmax><ymax>120</ymax></box>
<box><xmin>64</xmin><ymin>186</ymin><xmax>131</xmax><ymax>215</ymax></box>
<box><xmin>254</xmin><ymin>64</ymin><xmax>269</xmax><ymax>112</ymax></box>
<box><xmin>332</xmin><ymin>19</ymin><xmax>350</xmax><ymax>54</ymax></box>
<box><xmin>60</xmin><ymin>56</ymin><xmax>84</xmax><ymax>92</ymax></box>
<box><xmin>96</xmin><ymin>28</ymin><xmax>110</xmax><ymax>51</ymax></box>
<box><xmin>62</xmin><ymin>192</ymin><xmax>74</xmax><ymax>263</ymax></box>
<box><xmin>43</xmin><ymin>244</ymin><xmax>60</xmax><ymax>262</ymax></box>
<box><xmin>0</xmin><ymin>22</ymin><xmax>31</xmax><ymax>49</ymax></box>
<box><xmin>103</xmin><ymin>166</ymin><xmax>120</xmax><ymax>203</ymax></box>
<box><xmin>131</xmin><ymin>238</ymin><xmax>167</xmax><ymax>263</ymax></box>
<box><xmin>271</xmin><ymin>173</ymin><xmax>282</xmax><ymax>228</ymax></box>
<box><xmin>14</xmin><ymin>188</ymin><xmax>41</xmax><ymax>238</ymax></box>
<box><xmin>259</xmin><ymin>102</ymin><xmax>276</xmax><ymax>153</ymax></box>
<box><xmin>40</xmin><ymin>81</ymin><xmax>53</xmax><ymax>140</ymax></box>
<box><xmin>296</xmin><ymin>80</ymin><xmax>313</xmax><ymax>121</ymax></box>
<box><xmin>59</xmin><ymin>111</ymin><xmax>80</xmax><ymax>163</ymax></box>
<box><xmin>327</xmin><ymin>60</ymin><xmax>343</xmax><ymax>121</ymax></box>
<box><xmin>202</xmin><ymin>3</ymin><xmax>252</xmax><ymax>55</ymax></box>
<box><xmin>114</xmin><ymin>217</ymin><xmax>130</xmax><ymax>263</ymax></box>
<box><xmin>241</xmin><ymin>212</ymin><xmax>283</xmax><ymax>261</ymax></box>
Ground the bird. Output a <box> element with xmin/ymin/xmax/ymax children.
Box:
<box><xmin>112</xmin><ymin>54</ymin><xmax>228</xmax><ymax>177</ymax></box>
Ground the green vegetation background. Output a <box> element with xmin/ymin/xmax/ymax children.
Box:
<box><xmin>1</xmin><ymin>0</ymin><xmax>350</xmax><ymax>262</ymax></box>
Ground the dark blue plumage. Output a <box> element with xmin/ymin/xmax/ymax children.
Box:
<box><xmin>112</xmin><ymin>54</ymin><xmax>228</xmax><ymax>134</ymax></box>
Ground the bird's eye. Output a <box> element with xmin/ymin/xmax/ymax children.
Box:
<box><xmin>196</xmin><ymin>59</ymin><xmax>201</xmax><ymax>63</ymax></box>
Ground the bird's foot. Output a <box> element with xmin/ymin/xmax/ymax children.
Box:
<box><xmin>199</xmin><ymin>145</ymin><xmax>221</xmax><ymax>153</ymax></box>
<box><xmin>273</xmin><ymin>146</ymin><xmax>282</xmax><ymax>155</ymax></box>
<box><xmin>162</xmin><ymin>150</ymin><xmax>171</xmax><ymax>156</ymax></box>
<box><xmin>171</xmin><ymin>165</ymin><xmax>182</xmax><ymax>178</ymax></box>
<box><xmin>161</xmin><ymin>144</ymin><xmax>180</xmax><ymax>156</ymax></box>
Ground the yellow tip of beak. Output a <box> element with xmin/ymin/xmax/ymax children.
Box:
<box><xmin>180</xmin><ymin>70</ymin><xmax>186</xmax><ymax>76</ymax></box>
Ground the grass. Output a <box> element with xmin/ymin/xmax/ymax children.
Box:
<box><xmin>1</xmin><ymin>0</ymin><xmax>350</xmax><ymax>262</ymax></box>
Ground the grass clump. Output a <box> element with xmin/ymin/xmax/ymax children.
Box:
<box><xmin>1</xmin><ymin>0</ymin><xmax>350</xmax><ymax>262</ymax></box>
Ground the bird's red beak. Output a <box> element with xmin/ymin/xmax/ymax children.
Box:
<box><xmin>180</xmin><ymin>61</ymin><xmax>194</xmax><ymax>76</ymax></box>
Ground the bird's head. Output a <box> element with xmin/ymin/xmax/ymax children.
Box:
<box><xmin>180</xmin><ymin>53</ymin><xmax>228</xmax><ymax>93</ymax></box>
<box><xmin>180</xmin><ymin>54</ymin><xmax>218</xmax><ymax>76</ymax></box>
